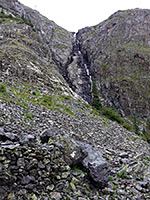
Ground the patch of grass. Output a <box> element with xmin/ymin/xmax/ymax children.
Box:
<box><xmin>132</xmin><ymin>112</ymin><xmax>140</xmax><ymax>135</ymax></box>
<box><xmin>0</xmin><ymin>7</ymin><xmax>35</xmax><ymax>32</ymax></box>
<box><xmin>0</xmin><ymin>83</ymin><xmax>77</xmax><ymax>117</ymax></box>
<box><xmin>0</xmin><ymin>10</ymin><xmax>21</xmax><ymax>23</ymax></box>
<box><xmin>141</xmin><ymin>131</ymin><xmax>150</xmax><ymax>143</ymax></box>
<box><xmin>101</xmin><ymin>107</ymin><xmax>124</xmax><ymax>124</ymax></box>
<box><xmin>21</xmin><ymin>14</ymin><xmax>35</xmax><ymax>32</ymax></box>
<box><xmin>24</xmin><ymin>112</ymin><xmax>35</xmax><ymax>120</ymax></box>
<box><xmin>53</xmin><ymin>108</ymin><xmax>64</xmax><ymax>113</ymax></box>
<box><xmin>91</xmin><ymin>78</ymin><xmax>102</xmax><ymax>110</ymax></box>
<box><xmin>132</xmin><ymin>113</ymin><xmax>150</xmax><ymax>143</ymax></box>
<box><xmin>127</xmin><ymin>136</ymin><xmax>137</xmax><ymax>141</ymax></box>
<box><xmin>83</xmin><ymin>103</ymin><xmax>91</xmax><ymax>109</ymax></box>
<box><xmin>41</xmin><ymin>94</ymin><xmax>53</xmax><ymax>107</ymax></box>
<box><xmin>102</xmin><ymin>121</ymin><xmax>109</xmax><ymax>127</ymax></box>
<box><xmin>58</xmin><ymin>95</ymin><xmax>72</xmax><ymax>102</ymax></box>
<box><xmin>0</xmin><ymin>84</ymin><xmax>6</xmax><ymax>93</ymax></box>
<box><xmin>72</xmin><ymin>166</ymin><xmax>87</xmax><ymax>175</ymax></box>
<box><xmin>113</xmin><ymin>184</ymin><xmax>117</xmax><ymax>191</ymax></box>
<box><xmin>146</xmin><ymin>157</ymin><xmax>150</xmax><ymax>161</ymax></box>
<box><xmin>131</xmin><ymin>154</ymin><xmax>136</xmax><ymax>158</ymax></box>
<box><xmin>109</xmin><ymin>176</ymin><xmax>113</xmax><ymax>180</ymax></box>
<box><xmin>142</xmin><ymin>160</ymin><xmax>148</xmax><ymax>165</ymax></box>
<box><xmin>118</xmin><ymin>166</ymin><xmax>127</xmax><ymax>179</ymax></box>
<box><xmin>122</xmin><ymin>122</ymin><xmax>134</xmax><ymax>132</ymax></box>
<box><xmin>63</xmin><ymin>107</ymin><xmax>76</xmax><ymax>117</ymax></box>
<box><xmin>112</xmin><ymin>195</ymin><xmax>118</xmax><ymax>200</ymax></box>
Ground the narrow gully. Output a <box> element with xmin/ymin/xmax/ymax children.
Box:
<box><xmin>67</xmin><ymin>32</ymin><xmax>93</xmax><ymax>103</ymax></box>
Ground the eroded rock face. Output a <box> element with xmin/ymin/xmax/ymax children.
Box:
<box><xmin>0</xmin><ymin>0</ymin><xmax>73</xmax><ymax>68</ymax></box>
<box><xmin>0</xmin><ymin>0</ymin><xmax>79</xmax><ymax>100</ymax></box>
<box><xmin>65</xmin><ymin>33</ymin><xmax>93</xmax><ymax>103</ymax></box>
<box><xmin>77</xmin><ymin>9</ymin><xmax>150</xmax><ymax>118</ymax></box>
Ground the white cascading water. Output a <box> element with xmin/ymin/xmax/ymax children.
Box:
<box><xmin>71</xmin><ymin>32</ymin><xmax>93</xmax><ymax>102</ymax></box>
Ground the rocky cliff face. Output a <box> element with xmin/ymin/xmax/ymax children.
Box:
<box><xmin>77</xmin><ymin>9</ymin><xmax>150</xmax><ymax>118</ymax></box>
<box><xmin>0</xmin><ymin>1</ymin><xmax>150</xmax><ymax>199</ymax></box>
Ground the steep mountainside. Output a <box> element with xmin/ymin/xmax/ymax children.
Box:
<box><xmin>0</xmin><ymin>1</ymin><xmax>150</xmax><ymax>199</ymax></box>
<box><xmin>77</xmin><ymin>9</ymin><xmax>150</xmax><ymax>118</ymax></box>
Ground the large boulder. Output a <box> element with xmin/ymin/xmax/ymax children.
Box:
<box><xmin>40</xmin><ymin>128</ymin><xmax>111</xmax><ymax>188</ymax></box>
<box><xmin>40</xmin><ymin>128</ymin><xmax>82</xmax><ymax>166</ymax></box>
<box><xmin>80</xmin><ymin>142</ymin><xmax>111</xmax><ymax>188</ymax></box>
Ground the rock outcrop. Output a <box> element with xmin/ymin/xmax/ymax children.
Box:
<box><xmin>77</xmin><ymin>9</ymin><xmax>150</xmax><ymax>118</ymax></box>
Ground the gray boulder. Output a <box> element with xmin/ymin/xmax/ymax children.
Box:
<box><xmin>40</xmin><ymin>128</ymin><xmax>82</xmax><ymax>166</ymax></box>
<box><xmin>40</xmin><ymin>128</ymin><xmax>111</xmax><ymax>188</ymax></box>
<box><xmin>80</xmin><ymin>142</ymin><xmax>111</xmax><ymax>188</ymax></box>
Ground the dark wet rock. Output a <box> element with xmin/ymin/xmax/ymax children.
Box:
<box><xmin>0</xmin><ymin>129</ymin><xmax>19</xmax><ymax>142</ymax></box>
<box><xmin>136</xmin><ymin>181</ymin><xmax>149</xmax><ymax>188</ymax></box>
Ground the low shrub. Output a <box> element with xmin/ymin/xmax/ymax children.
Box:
<box><xmin>101</xmin><ymin>107</ymin><xmax>124</xmax><ymax>124</ymax></box>
<box><xmin>0</xmin><ymin>83</ymin><xmax>6</xmax><ymax>93</ymax></box>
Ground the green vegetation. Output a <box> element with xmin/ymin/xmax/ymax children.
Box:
<box><xmin>24</xmin><ymin>112</ymin><xmax>35</xmax><ymax>121</ymax></box>
<box><xmin>127</xmin><ymin>136</ymin><xmax>137</xmax><ymax>141</ymax></box>
<box><xmin>132</xmin><ymin>113</ymin><xmax>140</xmax><ymax>135</ymax></box>
<box><xmin>63</xmin><ymin>107</ymin><xmax>76</xmax><ymax>117</ymax></box>
<box><xmin>72</xmin><ymin>166</ymin><xmax>87</xmax><ymax>175</ymax></box>
<box><xmin>112</xmin><ymin>195</ymin><xmax>119</xmax><ymax>200</ymax></box>
<box><xmin>146</xmin><ymin>157</ymin><xmax>150</xmax><ymax>161</ymax></box>
<box><xmin>21</xmin><ymin>14</ymin><xmax>36</xmax><ymax>32</ymax></box>
<box><xmin>91</xmin><ymin>79</ymin><xmax>150</xmax><ymax>142</ymax></box>
<box><xmin>117</xmin><ymin>166</ymin><xmax>127</xmax><ymax>179</ymax></box>
<box><xmin>113</xmin><ymin>184</ymin><xmax>117</xmax><ymax>191</ymax></box>
<box><xmin>92</xmin><ymin>78</ymin><xmax>102</xmax><ymax>110</ymax></box>
<box><xmin>102</xmin><ymin>121</ymin><xmax>109</xmax><ymax>127</ymax></box>
<box><xmin>91</xmin><ymin>78</ymin><xmax>132</xmax><ymax>131</ymax></box>
<box><xmin>83</xmin><ymin>103</ymin><xmax>91</xmax><ymax>109</ymax></box>
<box><xmin>142</xmin><ymin>160</ymin><xmax>148</xmax><ymax>165</ymax></box>
<box><xmin>0</xmin><ymin>83</ymin><xmax>6</xmax><ymax>93</ymax></box>
<box><xmin>0</xmin><ymin>6</ymin><xmax>35</xmax><ymax>32</ymax></box>
<box><xmin>132</xmin><ymin>112</ymin><xmax>150</xmax><ymax>143</ymax></box>
<box><xmin>0</xmin><ymin>83</ymin><xmax>76</xmax><ymax>117</ymax></box>
<box><xmin>0</xmin><ymin>10</ymin><xmax>20</xmax><ymax>24</ymax></box>
<box><xmin>40</xmin><ymin>94</ymin><xmax>53</xmax><ymax>107</ymax></box>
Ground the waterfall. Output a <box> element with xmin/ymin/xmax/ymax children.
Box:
<box><xmin>68</xmin><ymin>32</ymin><xmax>93</xmax><ymax>103</ymax></box>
